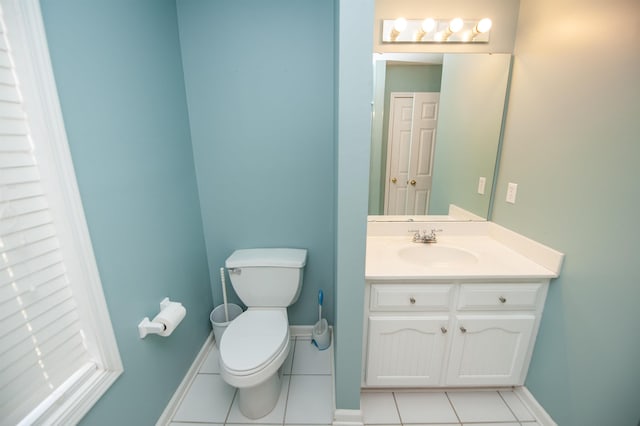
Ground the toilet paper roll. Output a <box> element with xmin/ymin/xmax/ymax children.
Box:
<box><xmin>153</xmin><ymin>302</ymin><xmax>186</xmax><ymax>337</ymax></box>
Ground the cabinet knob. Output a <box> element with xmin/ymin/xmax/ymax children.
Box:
<box><xmin>409</xmin><ymin>179</ymin><xmax>417</xmax><ymax>186</ymax></box>
<box><xmin>409</xmin><ymin>296</ymin><xmax>416</xmax><ymax>304</ymax></box>
<box><xmin>441</xmin><ymin>327</ymin><xmax>448</xmax><ymax>334</ymax></box>
<box><xmin>460</xmin><ymin>326</ymin><xmax>467</xmax><ymax>333</ymax></box>
<box><xmin>499</xmin><ymin>296</ymin><xmax>507</xmax><ymax>303</ymax></box>
<box><xmin>391</xmin><ymin>177</ymin><xmax>397</xmax><ymax>183</ymax></box>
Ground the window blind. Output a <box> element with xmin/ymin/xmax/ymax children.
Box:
<box><xmin>0</xmin><ymin>10</ymin><xmax>95</xmax><ymax>425</ymax></box>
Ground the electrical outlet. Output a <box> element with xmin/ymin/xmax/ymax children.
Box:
<box><xmin>506</xmin><ymin>182</ymin><xmax>518</xmax><ymax>204</ymax></box>
<box><xmin>477</xmin><ymin>177</ymin><xmax>486</xmax><ymax>195</ymax></box>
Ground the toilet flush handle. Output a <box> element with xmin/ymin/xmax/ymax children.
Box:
<box><xmin>228</xmin><ymin>268</ymin><xmax>242</xmax><ymax>274</ymax></box>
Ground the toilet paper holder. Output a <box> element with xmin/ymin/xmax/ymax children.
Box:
<box><xmin>138</xmin><ymin>297</ymin><xmax>185</xmax><ymax>339</ymax></box>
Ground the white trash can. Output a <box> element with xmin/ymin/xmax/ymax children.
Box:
<box><xmin>210</xmin><ymin>303</ymin><xmax>243</xmax><ymax>347</ymax></box>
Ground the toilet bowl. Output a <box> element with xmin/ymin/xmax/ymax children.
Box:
<box><xmin>219</xmin><ymin>309</ymin><xmax>290</xmax><ymax>418</ymax></box>
<box><xmin>218</xmin><ymin>248</ymin><xmax>307</xmax><ymax>419</ymax></box>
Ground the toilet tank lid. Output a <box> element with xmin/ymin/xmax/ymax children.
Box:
<box><xmin>225</xmin><ymin>248</ymin><xmax>307</xmax><ymax>268</ymax></box>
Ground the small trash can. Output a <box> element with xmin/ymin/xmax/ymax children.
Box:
<box><xmin>210</xmin><ymin>303</ymin><xmax>243</xmax><ymax>347</ymax></box>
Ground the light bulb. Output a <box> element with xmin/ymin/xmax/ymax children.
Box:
<box><xmin>476</xmin><ymin>18</ymin><xmax>492</xmax><ymax>34</ymax></box>
<box><xmin>390</xmin><ymin>17</ymin><xmax>407</xmax><ymax>41</ymax></box>
<box><xmin>393</xmin><ymin>17</ymin><xmax>408</xmax><ymax>32</ymax></box>
<box><xmin>415</xmin><ymin>18</ymin><xmax>436</xmax><ymax>41</ymax></box>
<box><xmin>421</xmin><ymin>18</ymin><xmax>436</xmax><ymax>33</ymax></box>
<box><xmin>449</xmin><ymin>18</ymin><xmax>464</xmax><ymax>33</ymax></box>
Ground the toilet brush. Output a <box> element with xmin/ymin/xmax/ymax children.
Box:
<box><xmin>220</xmin><ymin>267</ymin><xmax>229</xmax><ymax>322</ymax></box>
<box><xmin>312</xmin><ymin>289</ymin><xmax>330</xmax><ymax>350</ymax></box>
<box><xmin>318</xmin><ymin>289</ymin><xmax>323</xmax><ymax>325</ymax></box>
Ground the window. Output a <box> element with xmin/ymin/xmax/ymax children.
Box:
<box><xmin>0</xmin><ymin>1</ymin><xmax>122</xmax><ymax>424</ymax></box>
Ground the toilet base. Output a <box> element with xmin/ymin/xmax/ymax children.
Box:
<box><xmin>237</xmin><ymin>372</ymin><xmax>281</xmax><ymax>419</ymax></box>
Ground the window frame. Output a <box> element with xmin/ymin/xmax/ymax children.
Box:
<box><xmin>2</xmin><ymin>0</ymin><xmax>123</xmax><ymax>424</ymax></box>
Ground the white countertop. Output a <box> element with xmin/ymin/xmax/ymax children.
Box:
<box><xmin>365</xmin><ymin>233</ymin><xmax>561</xmax><ymax>281</ymax></box>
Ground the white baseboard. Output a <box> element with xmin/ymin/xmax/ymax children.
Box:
<box><xmin>333</xmin><ymin>408</ymin><xmax>363</xmax><ymax>426</ymax></box>
<box><xmin>155</xmin><ymin>333</ymin><xmax>214</xmax><ymax>426</ymax></box>
<box><xmin>289</xmin><ymin>325</ymin><xmax>314</xmax><ymax>337</ymax></box>
<box><xmin>514</xmin><ymin>386</ymin><xmax>557</xmax><ymax>426</ymax></box>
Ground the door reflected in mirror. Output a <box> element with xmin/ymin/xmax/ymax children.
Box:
<box><xmin>368</xmin><ymin>53</ymin><xmax>511</xmax><ymax>221</ymax></box>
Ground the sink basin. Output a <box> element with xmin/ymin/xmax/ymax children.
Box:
<box><xmin>398</xmin><ymin>244</ymin><xmax>479</xmax><ymax>267</ymax></box>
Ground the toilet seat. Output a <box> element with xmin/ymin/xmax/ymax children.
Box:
<box><xmin>220</xmin><ymin>309</ymin><xmax>289</xmax><ymax>377</ymax></box>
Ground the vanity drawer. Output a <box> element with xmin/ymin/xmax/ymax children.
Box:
<box><xmin>457</xmin><ymin>283</ymin><xmax>543</xmax><ymax>311</ymax></box>
<box><xmin>370</xmin><ymin>284</ymin><xmax>453</xmax><ymax>311</ymax></box>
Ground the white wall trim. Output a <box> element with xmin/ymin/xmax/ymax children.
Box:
<box><xmin>514</xmin><ymin>386</ymin><xmax>557</xmax><ymax>426</ymax></box>
<box><xmin>333</xmin><ymin>409</ymin><xmax>363</xmax><ymax>426</ymax></box>
<box><xmin>1</xmin><ymin>0</ymin><xmax>123</xmax><ymax>423</ymax></box>
<box><xmin>155</xmin><ymin>333</ymin><xmax>214</xmax><ymax>426</ymax></box>
<box><xmin>289</xmin><ymin>325</ymin><xmax>314</xmax><ymax>337</ymax></box>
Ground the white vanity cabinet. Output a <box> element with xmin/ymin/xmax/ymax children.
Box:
<box><xmin>363</xmin><ymin>281</ymin><xmax>549</xmax><ymax>388</ymax></box>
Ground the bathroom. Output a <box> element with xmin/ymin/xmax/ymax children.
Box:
<box><xmin>1</xmin><ymin>0</ymin><xmax>638</xmax><ymax>425</ymax></box>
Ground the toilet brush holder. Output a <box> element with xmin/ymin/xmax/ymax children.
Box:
<box><xmin>311</xmin><ymin>318</ymin><xmax>331</xmax><ymax>350</ymax></box>
<box><xmin>210</xmin><ymin>303</ymin><xmax>243</xmax><ymax>347</ymax></box>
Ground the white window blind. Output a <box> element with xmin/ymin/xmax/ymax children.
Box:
<box><xmin>0</xmin><ymin>2</ymin><xmax>122</xmax><ymax>424</ymax></box>
<box><xmin>0</xmin><ymin>11</ymin><xmax>96</xmax><ymax>425</ymax></box>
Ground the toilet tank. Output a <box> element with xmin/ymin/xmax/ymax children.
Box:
<box><xmin>225</xmin><ymin>248</ymin><xmax>307</xmax><ymax>307</ymax></box>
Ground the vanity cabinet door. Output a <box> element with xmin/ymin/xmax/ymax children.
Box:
<box><xmin>366</xmin><ymin>316</ymin><xmax>449</xmax><ymax>386</ymax></box>
<box><xmin>446</xmin><ymin>314</ymin><xmax>535</xmax><ymax>386</ymax></box>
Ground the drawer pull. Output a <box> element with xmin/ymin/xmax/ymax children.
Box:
<box><xmin>460</xmin><ymin>326</ymin><xmax>467</xmax><ymax>333</ymax></box>
<box><xmin>499</xmin><ymin>296</ymin><xmax>507</xmax><ymax>303</ymax></box>
<box><xmin>441</xmin><ymin>327</ymin><xmax>448</xmax><ymax>334</ymax></box>
<box><xmin>409</xmin><ymin>296</ymin><xmax>416</xmax><ymax>304</ymax></box>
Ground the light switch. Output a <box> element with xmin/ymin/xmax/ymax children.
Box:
<box><xmin>506</xmin><ymin>182</ymin><xmax>518</xmax><ymax>204</ymax></box>
<box><xmin>477</xmin><ymin>177</ymin><xmax>486</xmax><ymax>195</ymax></box>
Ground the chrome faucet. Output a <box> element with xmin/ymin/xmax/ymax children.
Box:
<box><xmin>409</xmin><ymin>228</ymin><xmax>443</xmax><ymax>244</ymax></box>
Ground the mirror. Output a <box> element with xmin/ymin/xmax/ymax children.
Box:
<box><xmin>368</xmin><ymin>52</ymin><xmax>511</xmax><ymax>221</ymax></box>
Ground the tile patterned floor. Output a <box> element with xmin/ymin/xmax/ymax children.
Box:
<box><xmin>168</xmin><ymin>334</ymin><xmax>544</xmax><ymax>426</ymax></box>
<box><xmin>169</xmin><ymin>335</ymin><xmax>334</xmax><ymax>426</ymax></box>
<box><xmin>362</xmin><ymin>389</ymin><xmax>541</xmax><ymax>425</ymax></box>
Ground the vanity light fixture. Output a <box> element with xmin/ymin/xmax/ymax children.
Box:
<box><xmin>382</xmin><ymin>17</ymin><xmax>493</xmax><ymax>43</ymax></box>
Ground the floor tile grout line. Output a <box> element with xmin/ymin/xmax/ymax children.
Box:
<box><xmin>445</xmin><ymin>391</ymin><xmax>462</xmax><ymax>424</ymax></box>
<box><xmin>281</xmin><ymin>375</ymin><xmax>293</xmax><ymax>426</ymax></box>
<box><xmin>391</xmin><ymin>391</ymin><xmax>404</xmax><ymax>425</ymax></box>
<box><xmin>281</xmin><ymin>337</ymin><xmax>297</xmax><ymax>426</ymax></box>
<box><xmin>288</xmin><ymin>336</ymin><xmax>298</xmax><ymax>376</ymax></box>
<box><xmin>498</xmin><ymin>390</ymin><xmax>523</xmax><ymax>423</ymax></box>
<box><xmin>224</xmin><ymin>388</ymin><xmax>238</xmax><ymax>425</ymax></box>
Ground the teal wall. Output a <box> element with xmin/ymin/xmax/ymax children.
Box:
<box><xmin>176</xmin><ymin>0</ymin><xmax>336</xmax><ymax>326</ymax></box>
<box><xmin>334</xmin><ymin>0</ymin><xmax>373</xmax><ymax>410</ymax></box>
<box><xmin>492</xmin><ymin>0</ymin><xmax>640</xmax><ymax>424</ymax></box>
<box><xmin>39</xmin><ymin>1</ymin><xmax>211</xmax><ymax>425</ymax></box>
<box><xmin>369</xmin><ymin>64</ymin><xmax>442</xmax><ymax>214</ymax></box>
<box><xmin>430</xmin><ymin>54</ymin><xmax>510</xmax><ymax>217</ymax></box>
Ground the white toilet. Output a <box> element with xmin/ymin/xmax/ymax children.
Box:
<box><xmin>219</xmin><ymin>248</ymin><xmax>307</xmax><ymax>419</ymax></box>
